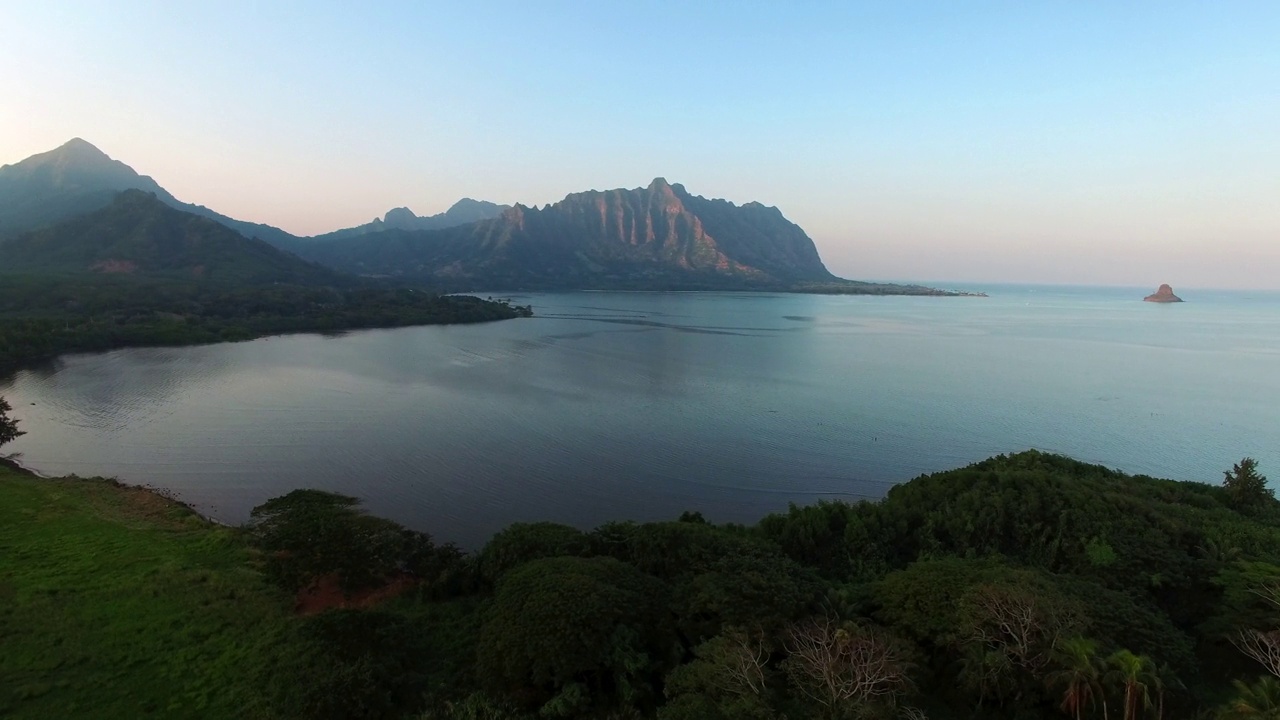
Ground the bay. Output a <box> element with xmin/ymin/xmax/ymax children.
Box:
<box><xmin>3</xmin><ymin>285</ymin><xmax>1278</xmax><ymax>549</ymax></box>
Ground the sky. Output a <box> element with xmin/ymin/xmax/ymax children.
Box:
<box><xmin>1</xmin><ymin>1</ymin><xmax>1277</xmax><ymax>289</ymax></box>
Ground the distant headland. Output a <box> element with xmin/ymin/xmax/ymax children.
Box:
<box><xmin>1144</xmin><ymin>284</ymin><xmax>1183</xmax><ymax>303</ymax></box>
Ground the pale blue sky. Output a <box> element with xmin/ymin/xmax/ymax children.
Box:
<box><xmin>1</xmin><ymin>2</ymin><xmax>1277</xmax><ymax>288</ymax></box>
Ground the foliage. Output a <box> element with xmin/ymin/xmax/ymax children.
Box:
<box><xmin>659</xmin><ymin>630</ymin><xmax>781</xmax><ymax>720</ymax></box>
<box><xmin>1105</xmin><ymin>649</ymin><xmax>1157</xmax><ymax>720</ymax></box>
<box><xmin>248</xmin><ymin>489</ymin><xmax>435</xmax><ymax>593</ymax></box>
<box><xmin>268</xmin><ymin>609</ymin><xmax>429</xmax><ymax>720</ymax></box>
<box><xmin>1224</xmin><ymin>458</ymin><xmax>1274</xmax><ymax>515</ymax></box>
<box><xmin>1046</xmin><ymin>637</ymin><xmax>1103</xmax><ymax>720</ymax></box>
<box><xmin>0</xmin><ymin>274</ymin><xmax>530</xmax><ymax>374</ymax></box>
<box><xmin>476</xmin><ymin>521</ymin><xmax>589</xmax><ymax>584</ymax></box>
<box><xmin>1221</xmin><ymin>676</ymin><xmax>1280</xmax><ymax>719</ymax></box>
<box><xmin>8</xmin><ymin>450</ymin><xmax>1280</xmax><ymax>719</ymax></box>
<box><xmin>782</xmin><ymin>616</ymin><xmax>915</xmax><ymax>719</ymax></box>
<box><xmin>0</xmin><ymin>395</ymin><xmax>24</xmax><ymax>449</ymax></box>
<box><xmin>477</xmin><ymin>556</ymin><xmax>676</xmax><ymax>716</ymax></box>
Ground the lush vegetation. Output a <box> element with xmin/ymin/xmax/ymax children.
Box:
<box><xmin>0</xmin><ymin>465</ymin><xmax>296</xmax><ymax>718</ymax></box>
<box><xmin>0</xmin><ymin>275</ymin><xmax>531</xmax><ymax>373</ymax></box>
<box><xmin>4</xmin><ymin>450</ymin><xmax>1279</xmax><ymax>719</ymax></box>
<box><xmin>0</xmin><ymin>395</ymin><xmax>23</xmax><ymax>449</ymax></box>
<box><xmin>0</xmin><ymin>187</ymin><xmax>532</xmax><ymax>374</ymax></box>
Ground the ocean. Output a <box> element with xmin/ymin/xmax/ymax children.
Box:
<box><xmin>3</xmin><ymin>285</ymin><xmax>1277</xmax><ymax>548</ymax></box>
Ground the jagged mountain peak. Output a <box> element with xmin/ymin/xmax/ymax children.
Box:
<box><xmin>382</xmin><ymin>207</ymin><xmax>419</xmax><ymax>228</ymax></box>
<box><xmin>294</xmin><ymin>179</ymin><xmax>835</xmax><ymax>289</ymax></box>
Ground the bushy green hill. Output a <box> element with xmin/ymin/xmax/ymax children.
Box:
<box><xmin>0</xmin><ymin>190</ymin><xmax>337</xmax><ymax>285</ymax></box>
<box><xmin>4</xmin><ymin>450</ymin><xmax>1277</xmax><ymax>719</ymax></box>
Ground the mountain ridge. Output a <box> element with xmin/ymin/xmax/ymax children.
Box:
<box><xmin>0</xmin><ymin>139</ymin><xmax>972</xmax><ymax>295</ymax></box>
<box><xmin>291</xmin><ymin>176</ymin><xmax>841</xmax><ymax>290</ymax></box>
<box><xmin>0</xmin><ymin>189</ymin><xmax>339</xmax><ymax>285</ymax></box>
<box><xmin>0</xmin><ymin>138</ymin><xmax>298</xmax><ymax>247</ymax></box>
<box><xmin>311</xmin><ymin>198</ymin><xmax>510</xmax><ymax>242</ymax></box>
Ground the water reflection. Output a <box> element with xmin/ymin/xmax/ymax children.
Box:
<box><xmin>3</xmin><ymin>289</ymin><xmax>1279</xmax><ymax>549</ymax></box>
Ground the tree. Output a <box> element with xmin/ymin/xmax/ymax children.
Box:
<box><xmin>477</xmin><ymin>556</ymin><xmax>677</xmax><ymax>715</ymax></box>
<box><xmin>1105</xmin><ymin>650</ymin><xmax>1155</xmax><ymax>720</ymax></box>
<box><xmin>476</xmin><ymin>521</ymin><xmax>588</xmax><ymax>584</ymax></box>
<box><xmin>1047</xmin><ymin>637</ymin><xmax>1103</xmax><ymax>720</ymax></box>
<box><xmin>269</xmin><ymin>609</ymin><xmax>429</xmax><ymax>720</ymax></box>
<box><xmin>0</xmin><ymin>395</ymin><xmax>24</xmax><ymax>450</ymax></box>
<box><xmin>783</xmin><ymin>616</ymin><xmax>913</xmax><ymax>718</ymax></box>
<box><xmin>660</xmin><ymin>630</ymin><xmax>780</xmax><ymax>720</ymax></box>
<box><xmin>1222</xmin><ymin>676</ymin><xmax>1280</xmax><ymax>719</ymax></box>
<box><xmin>1224</xmin><ymin>458</ymin><xmax>1273</xmax><ymax>513</ymax></box>
<box><xmin>1232</xmin><ymin>574</ymin><xmax>1280</xmax><ymax>679</ymax></box>
<box><xmin>248</xmin><ymin>489</ymin><xmax>415</xmax><ymax>592</ymax></box>
<box><xmin>960</xmin><ymin>583</ymin><xmax>1082</xmax><ymax>678</ymax></box>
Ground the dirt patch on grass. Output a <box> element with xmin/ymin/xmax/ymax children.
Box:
<box><xmin>294</xmin><ymin>573</ymin><xmax>418</xmax><ymax>615</ymax></box>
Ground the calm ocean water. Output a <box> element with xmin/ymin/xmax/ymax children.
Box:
<box><xmin>3</xmin><ymin>285</ymin><xmax>1278</xmax><ymax>548</ymax></box>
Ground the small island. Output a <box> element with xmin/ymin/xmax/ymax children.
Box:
<box><xmin>1143</xmin><ymin>283</ymin><xmax>1183</xmax><ymax>303</ymax></box>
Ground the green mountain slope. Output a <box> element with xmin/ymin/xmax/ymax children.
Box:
<box><xmin>0</xmin><ymin>190</ymin><xmax>337</xmax><ymax>285</ymax></box>
<box><xmin>0</xmin><ymin>138</ymin><xmax>297</xmax><ymax>246</ymax></box>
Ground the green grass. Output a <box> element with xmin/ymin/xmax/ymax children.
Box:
<box><xmin>0</xmin><ymin>465</ymin><xmax>296</xmax><ymax>719</ymax></box>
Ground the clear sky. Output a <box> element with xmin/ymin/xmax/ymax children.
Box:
<box><xmin>2</xmin><ymin>2</ymin><xmax>1277</xmax><ymax>289</ymax></box>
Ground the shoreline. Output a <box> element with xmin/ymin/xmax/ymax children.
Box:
<box><xmin>0</xmin><ymin>454</ymin><xmax>231</xmax><ymax>528</ymax></box>
<box><xmin>0</xmin><ymin>454</ymin><xmax>44</xmax><ymax>477</ymax></box>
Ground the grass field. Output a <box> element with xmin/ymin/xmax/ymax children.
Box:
<box><xmin>0</xmin><ymin>464</ymin><xmax>295</xmax><ymax>719</ymax></box>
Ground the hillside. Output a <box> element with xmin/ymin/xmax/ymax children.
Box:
<box><xmin>2</xmin><ymin>451</ymin><xmax>1276</xmax><ymax>719</ymax></box>
<box><xmin>294</xmin><ymin>177</ymin><xmax>842</xmax><ymax>290</ymax></box>
<box><xmin>0</xmin><ymin>190</ymin><xmax>337</xmax><ymax>285</ymax></box>
<box><xmin>0</xmin><ymin>138</ymin><xmax>297</xmax><ymax>246</ymax></box>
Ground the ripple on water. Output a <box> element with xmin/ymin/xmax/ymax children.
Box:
<box><xmin>2</xmin><ymin>290</ymin><xmax>1279</xmax><ymax>549</ymax></box>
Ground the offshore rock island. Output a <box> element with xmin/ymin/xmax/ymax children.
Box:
<box><xmin>1144</xmin><ymin>283</ymin><xmax>1184</xmax><ymax>303</ymax></box>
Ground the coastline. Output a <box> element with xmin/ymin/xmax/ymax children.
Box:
<box><xmin>0</xmin><ymin>454</ymin><xmax>42</xmax><ymax>477</ymax></box>
<box><xmin>0</xmin><ymin>454</ymin><xmax>232</xmax><ymax>528</ymax></box>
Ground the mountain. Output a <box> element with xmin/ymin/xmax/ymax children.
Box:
<box><xmin>0</xmin><ymin>141</ymin><xmax>965</xmax><ymax>295</ymax></box>
<box><xmin>0</xmin><ymin>138</ymin><xmax>297</xmax><ymax>247</ymax></box>
<box><xmin>293</xmin><ymin>178</ymin><xmax>840</xmax><ymax>290</ymax></box>
<box><xmin>0</xmin><ymin>189</ymin><xmax>338</xmax><ymax>285</ymax></box>
<box><xmin>315</xmin><ymin>198</ymin><xmax>509</xmax><ymax>241</ymax></box>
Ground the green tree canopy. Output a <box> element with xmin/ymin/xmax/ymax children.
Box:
<box><xmin>477</xmin><ymin>556</ymin><xmax>677</xmax><ymax>716</ymax></box>
<box><xmin>1224</xmin><ymin>458</ymin><xmax>1274</xmax><ymax>515</ymax></box>
<box><xmin>248</xmin><ymin>489</ymin><xmax>424</xmax><ymax>592</ymax></box>
<box><xmin>0</xmin><ymin>395</ymin><xmax>24</xmax><ymax>449</ymax></box>
<box><xmin>476</xmin><ymin>521</ymin><xmax>588</xmax><ymax>584</ymax></box>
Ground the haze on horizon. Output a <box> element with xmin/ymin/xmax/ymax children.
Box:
<box><xmin>2</xmin><ymin>2</ymin><xmax>1277</xmax><ymax>290</ymax></box>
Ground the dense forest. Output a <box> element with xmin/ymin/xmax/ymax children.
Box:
<box><xmin>183</xmin><ymin>451</ymin><xmax>1279</xmax><ymax>719</ymax></box>
<box><xmin>0</xmin><ymin>275</ymin><xmax>531</xmax><ymax>373</ymax></box>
